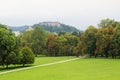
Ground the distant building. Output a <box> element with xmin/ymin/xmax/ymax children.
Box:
<box><xmin>13</xmin><ymin>31</ymin><xmax>20</xmax><ymax>36</ymax></box>
<box><xmin>39</xmin><ymin>22</ymin><xmax>61</xmax><ymax>27</ymax></box>
<box><xmin>26</xmin><ymin>26</ymin><xmax>34</xmax><ymax>31</ymax></box>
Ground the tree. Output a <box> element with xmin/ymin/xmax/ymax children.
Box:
<box><xmin>59</xmin><ymin>33</ymin><xmax>79</xmax><ymax>56</ymax></box>
<box><xmin>73</xmin><ymin>42</ymin><xmax>83</xmax><ymax>57</ymax></box>
<box><xmin>113</xmin><ymin>23</ymin><xmax>120</xmax><ymax>58</ymax></box>
<box><xmin>56</xmin><ymin>35</ymin><xmax>67</xmax><ymax>56</ymax></box>
<box><xmin>19</xmin><ymin>27</ymin><xmax>47</xmax><ymax>56</ymax></box>
<box><xmin>31</xmin><ymin>27</ymin><xmax>47</xmax><ymax>56</ymax></box>
<box><xmin>0</xmin><ymin>25</ymin><xmax>16</xmax><ymax>67</ymax></box>
<box><xmin>19</xmin><ymin>30</ymin><xmax>33</xmax><ymax>47</ymax></box>
<box><xmin>98</xmin><ymin>18</ymin><xmax>118</xmax><ymax>28</ymax></box>
<box><xmin>82</xmin><ymin>26</ymin><xmax>97</xmax><ymax>57</ymax></box>
<box><xmin>46</xmin><ymin>33</ymin><xmax>76</xmax><ymax>56</ymax></box>
<box><xmin>95</xmin><ymin>27</ymin><xmax>114</xmax><ymax>58</ymax></box>
<box><xmin>64</xmin><ymin>33</ymin><xmax>79</xmax><ymax>47</ymax></box>
<box><xmin>20</xmin><ymin>47</ymin><xmax>35</xmax><ymax>66</ymax></box>
<box><xmin>46</xmin><ymin>34</ymin><xmax>60</xmax><ymax>56</ymax></box>
<box><xmin>5</xmin><ymin>52</ymin><xmax>17</xmax><ymax>68</ymax></box>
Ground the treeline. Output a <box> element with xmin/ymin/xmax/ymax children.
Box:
<box><xmin>0</xmin><ymin>18</ymin><xmax>120</xmax><ymax>68</ymax></box>
<box><xmin>79</xmin><ymin>18</ymin><xmax>120</xmax><ymax>58</ymax></box>
<box><xmin>19</xmin><ymin>18</ymin><xmax>120</xmax><ymax>58</ymax></box>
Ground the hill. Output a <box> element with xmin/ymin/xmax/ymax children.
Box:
<box><xmin>9</xmin><ymin>26</ymin><xmax>29</xmax><ymax>32</ymax></box>
<box><xmin>9</xmin><ymin>22</ymin><xmax>80</xmax><ymax>33</ymax></box>
<box><xmin>32</xmin><ymin>22</ymin><xmax>80</xmax><ymax>33</ymax></box>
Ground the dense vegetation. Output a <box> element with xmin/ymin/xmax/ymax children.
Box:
<box><xmin>0</xmin><ymin>18</ymin><xmax>120</xmax><ymax>68</ymax></box>
<box><xmin>0</xmin><ymin>25</ymin><xmax>35</xmax><ymax>68</ymax></box>
<box><xmin>19</xmin><ymin>18</ymin><xmax>120</xmax><ymax>58</ymax></box>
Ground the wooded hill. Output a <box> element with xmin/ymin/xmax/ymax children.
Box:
<box><xmin>9</xmin><ymin>22</ymin><xmax>80</xmax><ymax>33</ymax></box>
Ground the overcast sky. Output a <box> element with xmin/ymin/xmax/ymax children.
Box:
<box><xmin>0</xmin><ymin>0</ymin><xmax>120</xmax><ymax>30</ymax></box>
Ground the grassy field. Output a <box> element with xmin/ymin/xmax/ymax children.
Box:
<box><xmin>0</xmin><ymin>56</ymin><xmax>73</xmax><ymax>72</ymax></box>
<box><xmin>0</xmin><ymin>57</ymin><xmax>120</xmax><ymax>80</ymax></box>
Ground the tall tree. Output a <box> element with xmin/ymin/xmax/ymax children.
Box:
<box><xmin>20</xmin><ymin>30</ymin><xmax>33</xmax><ymax>47</ymax></box>
<box><xmin>0</xmin><ymin>25</ymin><xmax>16</xmax><ymax>67</ymax></box>
<box><xmin>113</xmin><ymin>23</ymin><xmax>120</xmax><ymax>58</ymax></box>
<box><xmin>31</xmin><ymin>27</ymin><xmax>47</xmax><ymax>56</ymax></box>
<box><xmin>82</xmin><ymin>26</ymin><xmax>97</xmax><ymax>57</ymax></box>
<box><xmin>46</xmin><ymin>34</ymin><xmax>60</xmax><ymax>56</ymax></box>
<box><xmin>95</xmin><ymin>27</ymin><xmax>114</xmax><ymax>58</ymax></box>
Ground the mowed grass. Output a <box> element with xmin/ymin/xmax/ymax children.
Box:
<box><xmin>0</xmin><ymin>58</ymin><xmax>120</xmax><ymax>80</ymax></box>
<box><xmin>0</xmin><ymin>56</ymin><xmax>74</xmax><ymax>72</ymax></box>
<box><xmin>34</xmin><ymin>56</ymin><xmax>74</xmax><ymax>65</ymax></box>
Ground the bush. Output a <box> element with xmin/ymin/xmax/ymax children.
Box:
<box><xmin>20</xmin><ymin>47</ymin><xmax>35</xmax><ymax>66</ymax></box>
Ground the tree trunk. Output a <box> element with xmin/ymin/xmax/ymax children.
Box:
<box><xmin>112</xmin><ymin>53</ymin><xmax>114</xmax><ymax>59</ymax></box>
<box><xmin>35</xmin><ymin>53</ymin><xmax>37</xmax><ymax>57</ymax></box>
<box><xmin>90</xmin><ymin>54</ymin><xmax>92</xmax><ymax>58</ymax></box>
<box><xmin>95</xmin><ymin>54</ymin><xmax>97</xmax><ymax>58</ymax></box>
<box><xmin>105</xmin><ymin>53</ymin><xmax>108</xmax><ymax>58</ymax></box>
<box><xmin>6</xmin><ymin>64</ymin><xmax>9</xmax><ymax>68</ymax></box>
<box><xmin>23</xmin><ymin>64</ymin><xmax>25</xmax><ymax>67</ymax></box>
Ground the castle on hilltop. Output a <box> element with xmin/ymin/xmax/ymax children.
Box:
<box><xmin>39</xmin><ymin>22</ymin><xmax>61</xmax><ymax>27</ymax></box>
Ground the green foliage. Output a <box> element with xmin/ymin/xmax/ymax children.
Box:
<box><xmin>5</xmin><ymin>52</ymin><xmax>17</xmax><ymax>67</ymax></box>
<box><xmin>112</xmin><ymin>23</ymin><xmax>120</xmax><ymax>57</ymax></box>
<box><xmin>0</xmin><ymin>24</ymin><xmax>35</xmax><ymax>68</ymax></box>
<box><xmin>8</xmin><ymin>18</ymin><xmax>120</xmax><ymax>58</ymax></box>
<box><xmin>45</xmin><ymin>23</ymin><xmax>119</xmax><ymax>58</ymax></box>
<box><xmin>46</xmin><ymin>34</ymin><xmax>59</xmax><ymax>56</ymax></box>
<box><xmin>0</xmin><ymin>24</ymin><xmax>8</xmax><ymax>29</ymax></box>
<box><xmin>20</xmin><ymin>47</ymin><xmax>35</xmax><ymax>66</ymax></box>
<box><xmin>20</xmin><ymin>30</ymin><xmax>33</xmax><ymax>47</ymax></box>
<box><xmin>31</xmin><ymin>27</ymin><xmax>47</xmax><ymax>56</ymax></box>
<box><xmin>1</xmin><ymin>18</ymin><xmax>120</xmax><ymax>69</ymax></box>
<box><xmin>73</xmin><ymin>42</ymin><xmax>84</xmax><ymax>57</ymax></box>
<box><xmin>80</xmin><ymin>26</ymin><xmax>97</xmax><ymax>57</ymax></box>
<box><xmin>95</xmin><ymin>27</ymin><xmax>114</xmax><ymax>58</ymax></box>
<box><xmin>46</xmin><ymin>33</ymin><xmax>79</xmax><ymax>56</ymax></box>
<box><xmin>19</xmin><ymin>27</ymin><xmax>47</xmax><ymax>56</ymax></box>
<box><xmin>0</xmin><ymin>25</ymin><xmax>17</xmax><ymax>67</ymax></box>
<box><xmin>98</xmin><ymin>18</ymin><xmax>118</xmax><ymax>28</ymax></box>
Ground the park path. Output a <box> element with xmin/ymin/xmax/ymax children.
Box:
<box><xmin>0</xmin><ymin>57</ymin><xmax>81</xmax><ymax>75</ymax></box>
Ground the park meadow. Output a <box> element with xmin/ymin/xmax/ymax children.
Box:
<box><xmin>0</xmin><ymin>18</ymin><xmax>120</xmax><ymax>80</ymax></box>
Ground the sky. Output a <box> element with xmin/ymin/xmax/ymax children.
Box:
<box><xmin>0</xmin><ymin>0</ymin><xmax>120</xmax><ymax>30</ymax></box>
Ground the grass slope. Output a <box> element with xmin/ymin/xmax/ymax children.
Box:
<box><xmin>0</xmin><ymin>58</ymin><xmax>120</xmax><ymax>80</ymax></box>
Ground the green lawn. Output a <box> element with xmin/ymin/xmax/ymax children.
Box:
<box><xmin>34</xmin><ymin>56</ymin><xmax>74</xmax><ymax>65</ymax></box>
<box><xmin>0</xmin><ymin>58</ymin><xmax>120</xmax><ymax>80</ymax></box>
<box><xmin>0</xmin><ymin>56</ymin><xmax>74</xmax><ymax>72</ymax></box>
